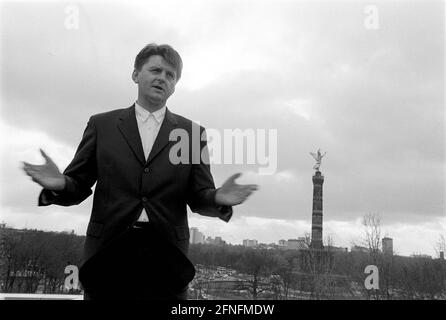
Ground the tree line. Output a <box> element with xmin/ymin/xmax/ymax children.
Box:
<box><xmin>0</xmin><ymin>226</ymin><xmax>84</xmax><ymax>294</ymax></box>
<box><xmin>1</xmin><ymin>220</ymin><xmax>445</xmax><ymax>299</ymax></box>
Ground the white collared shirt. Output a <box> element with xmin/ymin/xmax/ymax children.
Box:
<box><xmin>134</xmin><ymin>101</ymin><xmax>166</xmax><ymax>222</ymax></box>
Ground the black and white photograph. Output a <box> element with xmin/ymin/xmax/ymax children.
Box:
<box><xmin>0</xmin><ymin>0</ymin><xmax>445</xmax><ymax>307</ymax></box>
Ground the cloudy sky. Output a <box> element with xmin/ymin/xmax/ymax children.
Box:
<box><xmin>0</xmin><ymin>0</ymin><xmax>444</xmax><ymax>256</ymax></box>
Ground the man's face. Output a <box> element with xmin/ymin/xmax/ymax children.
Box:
<box><xmin>132</xmin><ymin>55</ymin><xmax>177</xmax><ymax>106</ymax></box>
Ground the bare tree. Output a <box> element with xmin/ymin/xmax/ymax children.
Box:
<box><xmin>360</xmin><ymin>213</ymin><xmax>400</xmax><ymax>300</ymax></box>
<box><xmin>297</xmin><ymin>233</ymin><xmax>336</xmax><ymax>299</ymax></box>
<box><xmin>361</xmin><ymin>213</ymin><xmax>383</xmax><ymax>299</ymax></box>
<box><xmin>235</xmin><ymin>248</ymin><xmax>274</xmax><ymax>300</ymax></box>
<box><xmin>362</xmin><ymin>213</ymin><xmax>382</xmax><ymax>260</ymax></box>
<box><xmin>0</xmin><ymin>226</ymin><xmax>84</xmax><ymax>294</ymax></box>
<box><xmin>271</xmin><ymin>251</ymin><xmax>300</xmax><ymax>300</ymax></box>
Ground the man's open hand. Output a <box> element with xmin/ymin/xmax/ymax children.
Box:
<box><xmin>22</xmin><ymin>149</ymin><xmax>65</xmax><ymax>191</ymax></box>
<box><xmin>215</xmin><ymin>173</ymin><xmax>258</xmax><ymax>206</ymax></box>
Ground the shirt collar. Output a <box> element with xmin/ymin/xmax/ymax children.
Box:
<box><xmin>135</xmin><ymin>101</ymin><xmax>166</xmax><ymax>124</ymax></box>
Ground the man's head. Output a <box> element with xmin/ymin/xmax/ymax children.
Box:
<box><xmin>132</xmin><ymin>43</ymin><xmax>183</xmax><ymax>109</ymax></box>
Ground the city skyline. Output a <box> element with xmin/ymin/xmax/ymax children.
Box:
<box><xmin>189</xmin><ymin>227</ymin><xmax>443</xmax><ymax>259</ymax></box>
<box><xmin>1</xmin><ymin>220</ymin><xmax>441</xmax><ymax>258</ymax></box>
<box><xmin>189</xmin><ymin>225</ymin><xmax>421</xmax><ymax>258</ymax></box>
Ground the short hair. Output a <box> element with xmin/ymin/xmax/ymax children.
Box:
<box><xmin>134</xmin><ymin>43</ymin><xmax>183</xmax><ymax>81</ymax></box>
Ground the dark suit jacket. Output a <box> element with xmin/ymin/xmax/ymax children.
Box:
<box><xmin>38</xmin><ymin>104</ymin><xmax>232</xmax><ymax>289</ymax></box>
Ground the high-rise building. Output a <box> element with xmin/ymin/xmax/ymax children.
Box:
<box><xmin>382</xmin><ymin>237</ymin><xmax>393</xmax><ymax>255</ymax></box>
<box><xmin>311</xmin><ymin>171</ymin><xmax>324</xmax><ymax>249</ymax></box>
<box><xmin>189</xmin><ymin>227</ymin><xmax>205</xmax><ymax>244</ymax></box>
<box><xmin>190</xmin><ymin>227</ymin><xmax>198</xmax><ymax>244</ymax></box>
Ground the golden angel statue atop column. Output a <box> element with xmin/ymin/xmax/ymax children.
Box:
<box><xmin>309</xmin><ymin>149</ymin><xmax>326</xmax><ymax>171</ymax></box>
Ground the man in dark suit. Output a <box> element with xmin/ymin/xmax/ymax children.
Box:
<box><xmin>23</xmin><ymin>43</ymin><xmax>258</xmax><ymax>300</ymax></box>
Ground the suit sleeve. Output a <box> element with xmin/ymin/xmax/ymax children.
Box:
<box><xmin>38</xmin><ymin>117</ymin><xmax>97</xmax><ymax>207</ymax></box>
<box><xmin>186</xmin><ymin>126</ymin><xmax>233</xmax><ymax>222</ymax></box>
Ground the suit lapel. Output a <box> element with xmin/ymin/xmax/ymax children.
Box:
<box><xmin>117</xmin><ymin>105</ymin><xmax>179</xmax><ymax>166</ymax></box>
<box><xmin>146</xmin><ymin>107</ymin><xmax>178</xmax><ymax>165</ymax></box>
<box><xmin>117</xmin><ymin>105</ymin><xmax>146</xmax><ymax>166</ymax></box>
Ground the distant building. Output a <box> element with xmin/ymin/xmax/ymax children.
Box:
<box><xmin>213</xmin><ymin>236</ymin><xmax>226</xmax><ymax>246</ymax></box>
<box><xmin>440</xmin><ymin>251</ymin><xmax>444</xmax><ymax>260</ymax></box>
<box><xmin>189</xmin><ymin>227</ymin><xmax>205</xmax><ymax>244</ymax></box>
<box><xmin>411</xmin><ymin>254</ymin><xmax>432</xmax><ymax>259</ymax></box>
<box><xmin>278</xmin><ymin>239</ymin><xmax>287</xmax><ymax>247</ymax></box>
<box><xmin>382</xmin><ymin>237</ymin><xmax>393</xmax><ymax>255</ymax></box>
<box><xmin>268</xmin><ymin>243</ymin><xmax>277</xmax><ymax>248</ymax></box>
<box><xmin>351</xmin><ymin>245</ymin><xmax>369</xmax><ymax>253</ymax></box>
<box><xmin>286</xmin><ymin>238</ymin><xmax>307</xmax><ymax>250</ymax></box>
<box><xmin>327</xmin><ymin>246</ymin><xmax>348</xmax><ymax>253</ymax></box>
<box><xmin>243</xmin><ymin>239</ymin><xmax>258</xmax><ymax>247</ymax></box>
<box><xmin>205</xmin><ymin>236</ymin><xmax>226</xmax><ymax>246</ymax></box>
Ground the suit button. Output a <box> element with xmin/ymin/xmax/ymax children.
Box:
<box><xmin>144</xmin><ymin>167</ymin><xmax>150</xmax><ymax>173</ymax></box>
<box><xmin>142</xmin><ymin>197</ymin><xmax>148</xmax><ymax>202</ymax></box>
